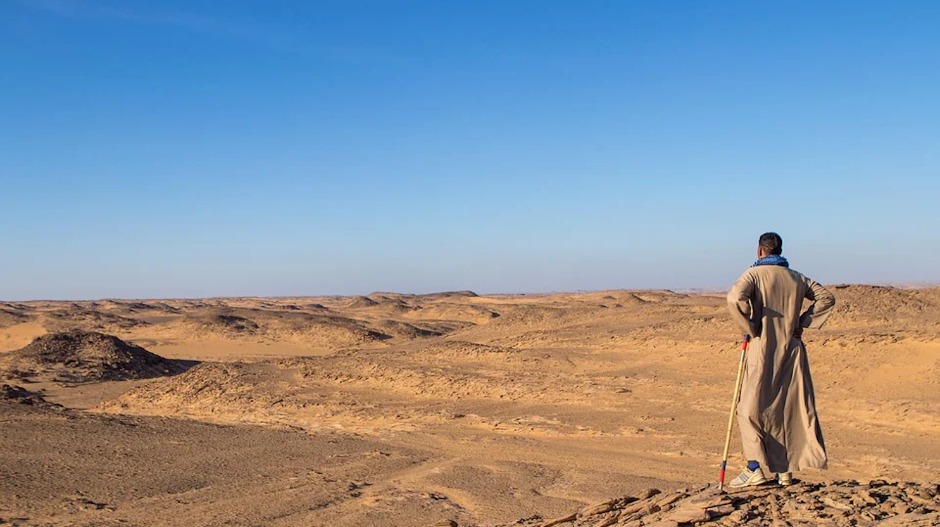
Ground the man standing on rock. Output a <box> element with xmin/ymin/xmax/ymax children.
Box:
<box><xmin>726</xmin><ymin>232</ymin><xmax>836</xmax><ymax>487</ymax></box>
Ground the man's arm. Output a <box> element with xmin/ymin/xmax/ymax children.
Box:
<box><xmin>727</xmin><ymin>271</ymin><xmax>760</xmax><ymax>337</ymax></box>
<box><xmin>799</xmin><ymin>277</ymin><xmax>836</xmax><ymax>329</ymax></box>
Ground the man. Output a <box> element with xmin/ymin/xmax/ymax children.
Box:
<box><xmin>726</xmin><ymin>232</ymin><xmax>836</xmax><ymax>487</ymax></box>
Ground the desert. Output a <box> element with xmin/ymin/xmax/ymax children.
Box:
<box><xmin>1</xmin><ymin>285</ymin><xmax>938</xmax><ymax>526</ymax></box>
<box><xmin>6</xmin><ymin>1</ymin><xmax>939</xmax><ymax>525</ymax></box>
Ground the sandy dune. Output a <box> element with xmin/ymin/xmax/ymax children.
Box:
<box><xmin>1</xmin><ymin>286</ymin><xmax>938</xmax><ymax>526</ymax></box>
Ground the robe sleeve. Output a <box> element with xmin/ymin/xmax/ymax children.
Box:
<box><xmin>799</xmin><ymin>277</ymin><xmax>836</xmax><ymax>329</ymax></box>
<box><xmin>727</xmin><ymin>270</ymin><xmax>760</xmax><ymax>337</ymax></box>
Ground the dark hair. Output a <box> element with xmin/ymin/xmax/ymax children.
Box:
<box><xmin>759</xmin><ymin>232</ymin><xmax>783</xmax><ymax>255</ymax></box>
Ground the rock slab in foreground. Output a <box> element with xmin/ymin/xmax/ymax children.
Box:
<box><xmin>447</xmin><ymin>480</ymin><xmax>940</xmax><ymax>527</ymax></box>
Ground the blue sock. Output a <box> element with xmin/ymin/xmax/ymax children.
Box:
<box><xmin>747</xmin><ymin>460</ymin><xmax>760</xmax><ymax>471</ymax></box>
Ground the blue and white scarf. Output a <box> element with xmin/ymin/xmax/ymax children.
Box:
<box><xmin>752</xmin><ymin>254</ymin><xmax>789</xmax><ymax>268</ymax></box>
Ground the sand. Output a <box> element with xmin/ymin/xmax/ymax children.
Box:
<box><xmin>1</xmin><ymin>286</ymin><xmax>938</xmax><ymax>526</ymax></box>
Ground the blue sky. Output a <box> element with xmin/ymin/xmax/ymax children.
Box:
<box><xmin>1</xmin><ymin>0</ymin><xmax>937</xmax><ymax>299</ymax></box>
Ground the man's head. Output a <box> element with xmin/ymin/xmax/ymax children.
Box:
<box><xmin>758</xmin><ymin>232</ymin><xmax>783</xmax><ymax>258</ymax></box>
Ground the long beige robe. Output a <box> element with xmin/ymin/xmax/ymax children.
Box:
<box><xmin>727</xmin><ymin>264</ymin><xmax>836</xmax><ymax>473</ymax></box>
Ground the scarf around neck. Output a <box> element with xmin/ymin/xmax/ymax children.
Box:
<box><xmin>752</xmin><ymin>254</ymin><xmax>790</xmax><ymax>268</ymax></box>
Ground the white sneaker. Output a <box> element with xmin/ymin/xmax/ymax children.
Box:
<box><xmin>777</xmin><ymin>472</ymin><xmax>793</xmax><ymax>486</ymax></box>
<box><xmin>729</xmin><ymin>467</ymin><xmax>769</xmax><ymax>488</ymax></box>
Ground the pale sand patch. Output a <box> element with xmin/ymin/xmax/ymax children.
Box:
<box><xmin>146</xmin><ymin>339</ymin><xmax>338</xmax><ymax>362</ymax></box>
<box><xmin>0</xmin><ymin>321</ymin><xmax>46</xmax><ymax>352</ymax></box>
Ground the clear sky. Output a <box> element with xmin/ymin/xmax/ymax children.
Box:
<box><xmin>1</xmin><ymin>1</ymin><xmax>937</xmax><ymax>300</ymax></box>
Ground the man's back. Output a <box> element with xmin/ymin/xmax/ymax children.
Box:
<box><xmin>725</xmin><ymin>238</ymin><xmax>836</xmax><ymax>479</ymax></box>
<box><xmin>728</xmin><ymin>265</ymin><xmax>834</xmax><ymax>344</ymax></box>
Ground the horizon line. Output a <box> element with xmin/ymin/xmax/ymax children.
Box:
<box><xmin>3</xmin><ymin>281</ymin><xmax>938</xmax><ymax>303</ymax></box>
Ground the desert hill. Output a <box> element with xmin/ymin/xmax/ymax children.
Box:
<box><xmin>0</xmin><ymin>330</ymin><xmax>186</xmax><ymax>383</ymax></box>
<box><xmin>0</xmin><ymin>286</ymin><xmax>938</xmax><ymax>526</ymax></box>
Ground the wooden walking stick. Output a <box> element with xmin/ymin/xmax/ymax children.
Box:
<box><xmin>718</xmin><ymin>334</ymin><xmax>750</xmax><ymax>492</ymax></box>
